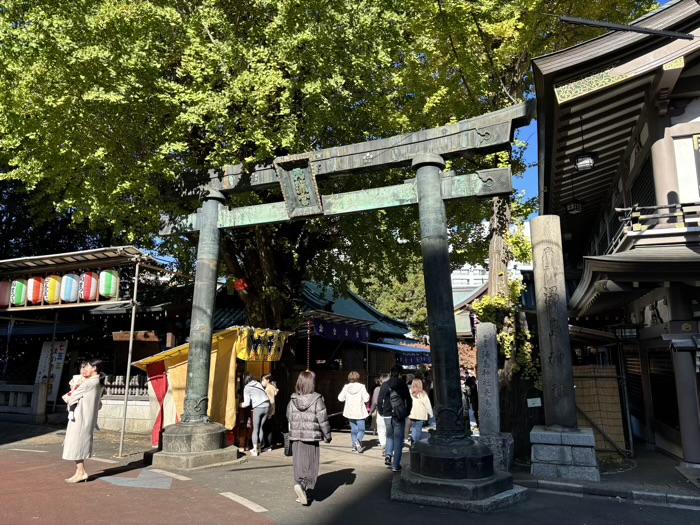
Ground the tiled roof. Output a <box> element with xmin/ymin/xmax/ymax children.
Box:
<box><xmin>189</xmin><ymin>282</ymin><xmax>409</xmax><ymax>336</ymax></box>
<box><xmin>301</xmin><ymin>282</ymin><xmax>409</xmax><ymax>337</ymax></box>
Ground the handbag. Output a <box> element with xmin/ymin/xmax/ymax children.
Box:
<box><xmin>283</xmin><ymin>431</ymin><xmax>293</xmax><ymax>457</ymax></box>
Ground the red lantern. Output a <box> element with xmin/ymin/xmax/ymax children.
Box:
<box><xmin>233</xmin><ymin>278</ymin><xmax>249</xmax><ymax>291</ymax></box>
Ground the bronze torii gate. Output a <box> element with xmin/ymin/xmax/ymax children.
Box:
<box><xmin>155</xmin><ymin>101</ymin><xmax>534</xmax><ymax>494</ymax></box>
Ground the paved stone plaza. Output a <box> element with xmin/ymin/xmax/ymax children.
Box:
<box><xmin>3</xmin><ymin>422</ymin><xmax>700</xmax><ymax>525</ymax></box>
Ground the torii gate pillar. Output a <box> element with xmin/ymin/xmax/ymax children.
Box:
<box><xmin>153</xmin><ymin>189</ymin><xmax>239</xmax><ymax>469</ymax></box>
<box><xmin>391</xmin><ymin>154</ymin><xmax>528</xmax><ymax>511</ymax></box>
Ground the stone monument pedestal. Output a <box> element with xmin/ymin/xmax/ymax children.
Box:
<box><xmin>529</xmin><ymin>426</ymin><xmax>600</xmax><ymax>481</ymax></box>
<box><xmin>477</xmin><ymin>433</ymin><xmax>515</xmax><ymax>472</ymax></box>
<box><xmin>151</xmin><ymin>421</ymin><xmax>241</xmax><ymax>470</ymax></box>
<box><xmin>390</xmin><ymin>436</ymin><xmax>527</xmax><ymax>512</ymax></box>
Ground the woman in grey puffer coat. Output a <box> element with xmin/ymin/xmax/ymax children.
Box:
<box><xmin>286</xmin><ymin>370</ymin><xmax>332</xmax><ymax>505</ymax></box>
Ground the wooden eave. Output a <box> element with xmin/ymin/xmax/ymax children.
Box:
<box><xmin>569</xmin><ymin>245</ymin><xmax>700</xmax><ymax>316</ymax></box>
<box><xmin>534</xmin><ymin>0</ymin><xmax>700</xmax><ymax>214</ymax></box>
<box><xmin>534</xmin><ymin>0</ymin><xmax>699</xmax><ymax>76</ymax></box>
<box><xmin>533</xmin><ymin>0</ymin><xmax>700</xmax><ymax>260</ymax></box>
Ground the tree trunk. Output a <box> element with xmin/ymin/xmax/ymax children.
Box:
<box><xmin>487</xmin><ymin>196</ymin><xmax>510</xmax><ymax>297</ymax></box>
<box><xmin>499</xmin><ymin>359</ymin><xmax>531</xmax><ymax>459</ymax></box>
<box><xmin>486</xmin><ymin>195</ymin><xmax>531</xmax><ymax>457</ymax></box>
<box><xmin>220</xmin><ymin>228</ymin><xmax>296</xmax><ymax>328</ymax></box>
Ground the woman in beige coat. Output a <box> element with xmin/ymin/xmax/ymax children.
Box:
<box><xmin>62</xmin><ymin>358</ymin><xmax>106</xmax><ymax>483</ymax></box>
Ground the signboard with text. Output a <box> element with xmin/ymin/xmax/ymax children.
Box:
<box><xmin>35</xmin><ymin>340</ymin><xmax>68</xmax><ymax>403</ymax></box>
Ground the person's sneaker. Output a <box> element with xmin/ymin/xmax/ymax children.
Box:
<box><xmin>294</xmin><ymin>484</ymin><xmax>307</xmax><ymax>505</ymax></box>
<box><xmin>355</xmin><ymin>442</ymin><xmax>365</xmax><ymax>453</ymax></box>
<box><xmin>392</xmin><ymin>466</ymin><xmax>403</xmax><ymax>473</ymax></box>
<box><xmin>384</xmin><ymin>455</ymin><xmax>392</xmax><ymax>466</ymax></box>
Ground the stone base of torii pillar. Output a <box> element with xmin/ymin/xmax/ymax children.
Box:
<box><xmin>150</xmin><ymin>422</ymin><xmax>241</xmax><ymax>470</ymax></box>
<box><xmin>391</xmin><ymin>437</ymin><xmax>528</xmax><ymax>513</ymax></box>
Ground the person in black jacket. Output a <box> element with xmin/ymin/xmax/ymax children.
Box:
<box><xmin>377</xmin><ymin>364</ymin><xmax>412</xmax><ymax>472</ymax></box>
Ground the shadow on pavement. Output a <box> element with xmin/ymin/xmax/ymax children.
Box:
<box><xmin>313</xmin><ymin>468</ymin><xmax>356</xmax><ymax>502</ymax></box>
<box><xmin>0</xmin><ymin>421</ymin><xmax>64</xmax><ymax>446</ymax></box>
<box><xmin>228</xmin><ymin>463</ymin><xmax>292</xmax><ymax>473</ymax></box>
<box><xmin>89</xmin><ymin>459</ymin><xmax>147</xmax><ymax>480</ymax></box>
<box><xmin>362</xmin><ymin>438</ymin><xmax>382</xmax><ymax>452</ymax></box>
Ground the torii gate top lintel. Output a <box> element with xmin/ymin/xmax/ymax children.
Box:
<box><xmin>161</xmin><ymin>101</ymin><xmax>533</xmax><ymax>235</ymax></box>
<box><xmin>206</xmin><ymin>100</ymin><xmax>534</xmax><ymax>193</ymax></box>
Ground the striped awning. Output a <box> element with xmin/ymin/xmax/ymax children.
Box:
<box><xmin>0</xmin><ymin>246</ymin><xmax>158</xmax><ymax>276</ymax></box>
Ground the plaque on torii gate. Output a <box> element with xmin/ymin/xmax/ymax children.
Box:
<box><xmin>155</xmin><ymin>100</ymin><xmax>534</xmax><ymax>504</ymax></box>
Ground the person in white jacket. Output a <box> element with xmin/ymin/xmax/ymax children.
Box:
<box><xmin>338</xmin><ymin>371</ymin><xmax>370</xmax><ymax>453</ymax></box>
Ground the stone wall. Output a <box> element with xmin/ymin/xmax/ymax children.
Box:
<box><xmin>530</xmin><ymin>426</ymin><xmax>600</xmax><ymax>481</ymax></box>
<box><xmin>0</xmin><ymin>382</ymin><xmax>48</xmax><ymax>424</ymax></box>
<box><xmin>97</xmin><ymin>396</ymin><xmax>152</xmax><ymax>434</ymax></box>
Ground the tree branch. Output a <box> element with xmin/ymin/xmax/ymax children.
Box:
<box><xmin>471</xmin><ymin>14</ymin><xmax>518</xmax><ymax>106</ymax></box>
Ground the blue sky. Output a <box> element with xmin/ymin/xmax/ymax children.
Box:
<box><xmin>514</xmin><ymin>122</ymin><xmax>539</xmax><ymax>204</ymax></box>
<box><xmin>511</xmin><ymin>0</ymin><xmax>672</xmax><ymax>212</ymax></box>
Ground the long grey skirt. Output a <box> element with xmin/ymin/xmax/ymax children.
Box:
<box><xmin>292</xmin><ymin>440</ymin><xmax>320</xmax><ymax>490</ymax></box>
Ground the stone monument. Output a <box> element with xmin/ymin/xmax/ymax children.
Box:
<box><xmin>475</xmin><ymin>323</ymin><xmax>514</xmax><ymax>472</ymax></box>
<box><xmin>530</xmin><ymin>215</ymin><xmax>600</xmax><ymax>481</ymax></box>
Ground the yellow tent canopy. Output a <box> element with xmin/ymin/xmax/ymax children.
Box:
<box><xmin>133</xmin><ymin>325</ymin><xmax>292</xmax><ymax>430</ymax></box>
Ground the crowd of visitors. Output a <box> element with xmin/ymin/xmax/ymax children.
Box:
<box><xmin>57</xmin><ymin>361</ymin><xmax>477</xmax><ymax>507</ymax></box>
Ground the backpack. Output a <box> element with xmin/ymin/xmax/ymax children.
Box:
<box><xmin>390</xmin><ymin>388</ymin><xmax>408</xmax><ymax>419</ymax></box>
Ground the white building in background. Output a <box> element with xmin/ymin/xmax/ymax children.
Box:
<box><xmin>451</xmin><ymin>222</ymin><xmax>532</xmax><ymax>306</ymax></box>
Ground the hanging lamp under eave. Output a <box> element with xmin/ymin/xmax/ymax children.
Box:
<box><xmin>566</xmin><ymin>200</ymin><xmax>583</xmax><ymax>215</ymax></box>
<box><xmin>574</xmin><ymin>154</ymin><xmax>595</xmax><ymax>171</ymax></box>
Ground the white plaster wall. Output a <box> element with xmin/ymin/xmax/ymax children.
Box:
<box><xmin>673</xmin><ymin>136</ymin><xmax>700</xmax><ymax>201</ymax></box>
<box><xmin>655</xmin><ymin>432</ymin><xmax>683</xmax><ymax>460</ymax></box>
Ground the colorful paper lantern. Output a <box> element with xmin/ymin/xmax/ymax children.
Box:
<box><xmin>10</xmin><ymin>279</ymin><xmax>26</xmax><ymax>306</ymax></box>
<box><xmin>99</xmin><ymin>269</ymin><xmax>119</xmax><ymax>298</ymax></box>
<box><xmin>79</xmin><ymin>272</ymin><xmax>98</xmax><ymax>301</ymax></box>
<box><xmin>60</xmin><ymin>273</ymin><xmax>79</xmax><ymax>303</ymax></box>
<box><xmin>0</xmin><ymin>281</ymin><xmax>11</xmax><ymax>308</ymax></box>
<box><xmin>44</xmin><ymin>275</ymin><xmax>62</xmax><ymax>304</ymax></box>
<box><xmin>27</xmin><ymin>276</ymin><xmax>44</xmax><ymax>304</ymax></box>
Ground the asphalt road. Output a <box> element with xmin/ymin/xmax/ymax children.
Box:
<box><xmin>185</xmin><ymin>453</ymin><xmax>700</xmax><ymax>525</ymax></box>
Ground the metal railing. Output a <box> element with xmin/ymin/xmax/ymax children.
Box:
<box><xmin>595</xmin><ymin>201</ymin><xmax>700</xmax><ymax>256</ymax></box>
<box><xmin>605</xmin><ymin>221</ymin><xmax>627</xmax><ymax>255</ymax></box>
<box><xmin>615</xmin><ymin>201</ymin><xmax>700</xmax><ymax>232</ymax></box>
